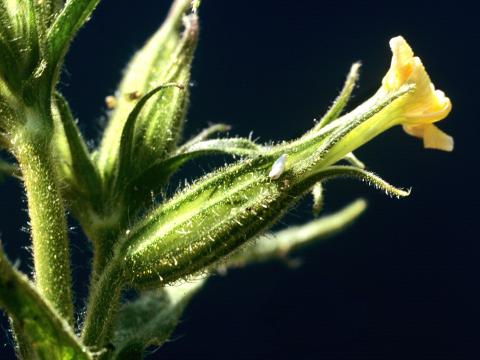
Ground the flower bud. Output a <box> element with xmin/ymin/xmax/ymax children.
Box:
<box><xmin>97</xmin><ymin>0</ymin><xmax>197</xmax><ymax>181</ymax></box>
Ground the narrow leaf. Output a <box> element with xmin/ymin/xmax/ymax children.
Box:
<box><xmin>54</xmin><ymin>93</ymin><xmax>101</xmax><ymax>200</ymax></box>
<box><xmin>178</xmin><ymin>123</ymin><xmax>232</xmax><ymax>151</ymax></box>
<box><xmin>0</xmin><ymin>247</ymin><xmax>91</xmax><ymax>360</ymax></box>
<box><xmin>113</xmin><ymin>280</ymin><xmax>204</xmax><ymax>359</ymax></box>
<box><xmin>47</xmin><ymin>0</ymin><xmax>101</xmax><ymax>77</ymax></box>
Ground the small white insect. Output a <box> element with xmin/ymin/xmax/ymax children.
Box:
<box><xmin>268</xmin><ymin>154</ymin><xmax>287</xmax><ymax>180</ymax></box>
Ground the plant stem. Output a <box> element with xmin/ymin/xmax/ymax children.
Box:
<box><xmin>13</xmin><ymin>112</ymin><xmax>74</xmax><ymax>324</ymax></box>
<box><xmin>87</xmin><ymin>222</ymin><xmax>120</xmax><ymax>281</ymax></box>
<box><xmin>81</xmin><ymin>258</ymin><xmax>123</xmax><ymax>349</ymax></box>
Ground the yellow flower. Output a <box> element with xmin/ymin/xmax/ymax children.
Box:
<box><xmin>380</xmin><ymin>36</ymin><xmax>453</xmax><ymax>151</ymax></box>
<box><xmin>296</xmin><ymin>36</ymin><xmax>454</xmax><ymax>173</ymax></box>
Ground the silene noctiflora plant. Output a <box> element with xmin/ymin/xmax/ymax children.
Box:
<box><xmin>0</xmin><ymin>0</ymin><xmax>453</xmax><ymax>358</ymax></box>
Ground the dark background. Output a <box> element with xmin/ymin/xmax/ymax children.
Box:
<box><xmin>1</xmin><ymin>0</ymin><xmax>479</xmax><ymax>359</ymax></box>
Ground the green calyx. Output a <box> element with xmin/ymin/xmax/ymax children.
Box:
<box><xmin>108</xmin><ymin>65</ymin><xmax>413</xmax><ymax>289</ymax></box>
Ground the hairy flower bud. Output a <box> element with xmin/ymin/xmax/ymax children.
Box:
<box><xmin>97</xmin><ymin>0</ymin><xmax>197</xmax><ymax>181</ymax></box>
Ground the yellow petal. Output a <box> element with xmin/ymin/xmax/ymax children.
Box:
<box><xmin>423</xmin><ymin>124</ymin><xmax>454</xmax><ymax>151</ymax></box>
<box><xmin>403</xmin><ymin>123</ymin><xmax>454</xmax><ymax>152</ymax></box>
<box><xmin>402</xmin><ymin>124</ymin><xmax>425</xmax><ymax>138</ymax></box>
<box><xmin>383</xmin><ymin>36</ymin><xmax>414</xmax><ymax>90</ymax></box>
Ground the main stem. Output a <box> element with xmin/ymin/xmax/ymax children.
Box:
<box><xmin>13</xmin><ymin>113</ymin><xmax>74</xmax><ymax>324</ymax></box>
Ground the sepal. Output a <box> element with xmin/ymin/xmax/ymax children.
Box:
<box><xmin>343</xmin><ymin>152</ymin><xmax>365</xmax><ymax>168</ymax></box>
<box><xmin>314</xmin><ymin>62</ymin><xmax>361</xmax><ymax>130</ymax></box>
<box><xmin>178</xmin><ymin>123</ymin><xmax>232</xmax><ymax>150</ymax></box>
<box><xmin>126</xmin><ymin>137</ymin><xmax>263</xmax><ymax>212</ymax></box>
<box><xmin>114</xmin><ymin>83</ymin><xmax>185</xmax><ymax>195</ymax></box>
<box><xmin>317</xmin><ymin>165</ymin><xmax>411</xmax><ymax>198</ymax></box>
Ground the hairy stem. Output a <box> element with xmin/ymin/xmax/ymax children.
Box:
<box><xmin>81</xmin><ymin>258</ymin><xmax>124</xmax><ymax>349</ymax></box>
<box><xmin>13</xmin><ymin>112</ymin><xmax>74</xmax><ymax>324</ymax></box>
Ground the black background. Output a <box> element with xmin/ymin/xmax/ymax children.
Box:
<box><xmin>1</xmin><ymin>0</ymin><xmax>479</xmax><ymax>359</ymax></box>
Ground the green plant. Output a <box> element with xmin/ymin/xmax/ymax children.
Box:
<box><xmin>0</xmin><ymin>0</ymin><xmax>452</xmax><ymax>359</ymax></box>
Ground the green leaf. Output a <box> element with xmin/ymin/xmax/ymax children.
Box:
<box><xmin>53</xmin><ymin>93</ymin><xmax>102</xmax><ymax>203</ymax></box>
<box><xmin>314</xmin><ymin>62</ymin><xmax>361</xmax><ymax>130</ymax></box>
<box><xmin>113</xmin><ymin>280</ymin><xmax>204</xmax><ymax>359</ymax></box>
<box><xmin>47</xmin><ymin>0</ymin><xmax>101</xmax><ymax>79</ymax></box>
<box><xmin>0</xmin><ymin>247</ymin><xmax>91</xmax><ymax>360</ymax></box>
<box><xmin>97</xmin><ymin>0</ymin><xmax>197</xmax><ymax>180</ymax></box>
<box><xmin>224</xmin><ymin>199</ymin><xmax>367</xmax><ymax>268</ymax></box>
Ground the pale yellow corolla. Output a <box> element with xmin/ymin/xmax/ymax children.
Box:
<box><xmin>381</xmin><ymin>36</ymin><xmax>453</xmax><ymax>151</ymax></box>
